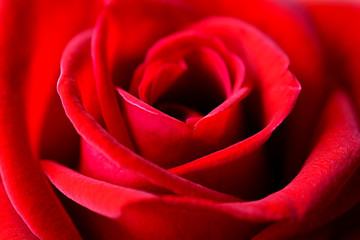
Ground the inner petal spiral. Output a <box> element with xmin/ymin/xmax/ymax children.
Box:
<box><xmin>129</xmin><ymin>31</ymin><xmax>244</xmax><ymax>124</ymax></box>
<box><xmin>155</xmin><ymin>47</ymin><xmax>232</xmax><ymax>119</ymax></box>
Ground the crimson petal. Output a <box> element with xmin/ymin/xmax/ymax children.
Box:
<box><xmin>170</xmin><ymin>16</ymin><xmax>300</xmax><ymax>175</ymax></box>
<box><xmin>117</xmin><ymin>85</ymin><xmax>249</xmax><ymax>168</ymax></box>
<box><xmin>0</xmin><ymin>1</ymin><xmax>82</xmax><ymax>238</ymax></box>
<box><xmin>91</xmin><ymin>12</ymin><xmax>134</xmax><ymax>149</ymax></box>
<box><xmin>58</xmin><ymin>29</ymin><xmax>240</xmax><ymax>202</ymax></box>
<box><xmin>41</xmin><ymin>160</ymin><xmax>155</xmax><ymax>219</ymax></box>
<box><xmin>221</xmin><ymin>91</ymin><xmax>360</xmax><ymax>222</ymax></box>
<box><xmin>0</xmin><ymin>183</ymin><xmax>37</xmax><ymax>240</ymax></box>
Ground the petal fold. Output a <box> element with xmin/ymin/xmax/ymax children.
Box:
<box><xmin>41</xmin><ymin>160</ymin><xmax>155</xmax><ymax>219</ymax></box>
<box><xmin>58</xmin><ymin>29</ymin><xmax>241</xmax><ymax>202</ymax></box>
<box><xmin>221</xmin><ymin>91</ymin><xmax>360</xmax><ymax>222</ymax></box>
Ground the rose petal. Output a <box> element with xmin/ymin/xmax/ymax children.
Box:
<box><xmin>91</xmin><ymin>12</ymin><xmax>135</xmax><ymax>149</ymax></box>
<box><xmin>117</xmin><ymin>85</ymin><xmax>248</xmax><ymax>168</ymax></box>
<box><xmin>182</xmin><ymin>0</ymin><xmax>324</xmax><ymax>85</ymax></box>
<box><xmin>39</xmin><ymin>28</ymin><xmax>101</xmax><ymax>167</ymax></box>
<box><xmin>170</xmin><ymin>16</ymin><xmax>300</xmax><ymax>177</ymax></box>
<box><xmin>25</xmin><ymin>0</ymin><xmax>102</xmax><ymax>156</ymax></box>
<box><xmin>184</xmin><ymin>46</ymin><xmax>233</xmax><ymax>98</ymax></box>
<box><xmin>58</xmin><ymin>29</ymin><xmax>240</xmax><ymax>202</ymax></box>
<box><xmin>79</xmin><ymin>138</ymin><xmax>148</xmax><ymax>188</ymax></box>
<box><xmin>117</xmin><ymin>87</ymin><xmax>193</xmax><ymax>166</ymax></box>
<box><xmin>137</xmin><ymin>60</ymin><xmax>188</xmax><ymax>105</ymax></box>
<box><xmin>41</xmin><ymin>160</ymin><xmax>156</xmax><ymax>219</ymax></box>
<box><xmin>221</xmin><ymin>91</ymin><xmax>360</xmax><ymax>222</ymax></box>
<box><xmin>0</xmin><ymin>1</ymin><xmax>82</xmax><ymax>239</ymax></box>
<box><xmin>43</xmin><ymin>160</ymin><xmax>273</xmax><ymax>239</ymax></box>
<box><xmin>102</xmin><ymin>0</ymin><xmax>197</xmax><ymax>90</ymax></box>
<box><xmin>253</xmin><ymin>168</ymin><xmax>360</xmax><ymax>239</ymax></box>
<box><xmin>42</xmin><ymin>160</ymin><xmax>268</xmax><ymax>239</ymax></box>
<box><xmin>183</xmin><ymin>0</ymin><xmax>326</xmax><ymax>186</ymax></box>
<box><xmin>57</xmin><ymin>195</ymin><xmax>136</xmax><ymax>239</ymax></box>
<box><xmin>137</xmin><ymin>46</ymin><xmax>233</xmax><ymax>108</ymax></box>
<box><xmin>0</xmin><ymin>182</ymin><xmax>37</xmax><ymax>240</ymax></box>
<box><xmin>0</xmin><ymin>88</ymin><xmax>81</xmax><ymax>240</ymax></box>
<box><xmin>303</xmin><ymin>2</ymin><xmax>360</xmax><ymax>117</ymax></box>
<box><xmin>118</xmin><ymin>196</ymin><xmax>266</xmax><ymax>240</ymax></box>
<box><xmin>144</xmin><ymin>30</ymin><xmax>239</xmax><ymax>86</ymax></box>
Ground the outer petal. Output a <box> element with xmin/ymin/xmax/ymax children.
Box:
<box><xmin>0</xmin><ymin>183</ymin><xmax>38</xmax><ymax>240</ymax></box>
<box><xmin>117</xmin><ymin>197</ymin><xmax>266</xmax><ymax>240</ymax></box>
<box><xmin>0</xmin><ymin>0</ymin><xmax>82</xmax><ymax>239</ymax></box>
<box><xmin>25</xmin><ymin>0</ymin><xmax>101</xmax><ymax>158</ymax></box>
<box><xmin>41</xmin><ymin>160</ymin><xmax>156</xmax><ymax>219</ymax></box>
<box><xmin>221</xmin><ymin>91</ymin><xmax>360</xmax><ymax>224</ymax></box>
<box><xmin>42</xmin><ymin>159</ymin><xmax>269</xmax><ymax>239</ymax></box>
<box><xmin>79</xmin><ymin>138</ymin><xmax>147</xmax><ymax>188</ymax></box>
<box><xmin>253</xmin><ymin>168</ymin><xmax>360</xmax><ymax>239</ymax></box>
<box><xmin>301</xmin><ymin>2</ymin><xmax>360</xmax><ymax>116</ymax></box>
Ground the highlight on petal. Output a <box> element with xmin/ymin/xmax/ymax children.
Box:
<box><xmin>41</xmin><ymin>160</ymin><xmax>156</xmax><ymax>219</ymax></box>
<box><xmin>91</xmin><ymin>12</ymin><xmax>134</xmax><ymax>149</ymax></box>
<box><xmin>42</xmin><ymin>160</ymin><xmax>269</xmax><ymax>239</ymax></box>
<box><xmin>79</xmin><ymin>138</ymin><xmax>148</xmax><ymax>188</ymax></box>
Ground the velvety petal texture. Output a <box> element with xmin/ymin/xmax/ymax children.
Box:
<box><xmin>70</xmin><ymin>13</ymin><xmax>300</xmax><ymax>200</ymax></box>
<box><xmin>58</xmin><ymin>29</ymin><xmax>240</xmax><ymax>202</ymax></box>
<box><xmin>0</xmin><ymin>183</ymin><xmax>38</xmax><ymax>240</ymax></box>
<box><xmin>55</xmin><ymin>0</ymin><xmax>360</xmax><ymax>238</ymax></box>
<box><xmin>0</xmin><ymin>1</ymin><xmax>85</xmax><ymax>238</ymax></box>
<box><xmin>252</xmin><ymin>92</ymin><xmax>360</xmax><ymax>238</ymax></box>
<box><xmin>26</xmin><ymin>0</ymin><xmax>102</xmax><ymax>161</ymax></box>
<box><xmin>1</xmin><ymin>0</ymin><xmax>360</xmax><ymax>239</ymax></box>
<box><xmin>302</xmin><ymin>2</ymin><xmax>360</xmax><ymax>116</ymax></box>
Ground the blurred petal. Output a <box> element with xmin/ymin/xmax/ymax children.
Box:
<box><xmin>0</xmin><ymin>0</ymin><xmax>82</xmax><ymax>238</ymax></box>
<box><xmin>0</xmin><ymin>183</ymin><xmax>38</xmax><ymax>240</ymax></box>
<box><xmin>302</xmin><ymin>2</ymin><xmax>360</xmax><ymax>115</ymax></box>
<box><xmin>102</xmin><ymin>0</ymin><xmax>197</xmax><ymax>90</ymax></box>
<box><xmin>25</xmin><ymin>0</ymin><xmax>101</xmax><ymax>156</ymax></box>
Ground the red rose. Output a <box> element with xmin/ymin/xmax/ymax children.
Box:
<box><xmin>1</xmin><ymin>0</ymin><xmax>360</xmax><ymax>239</ymax></box>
